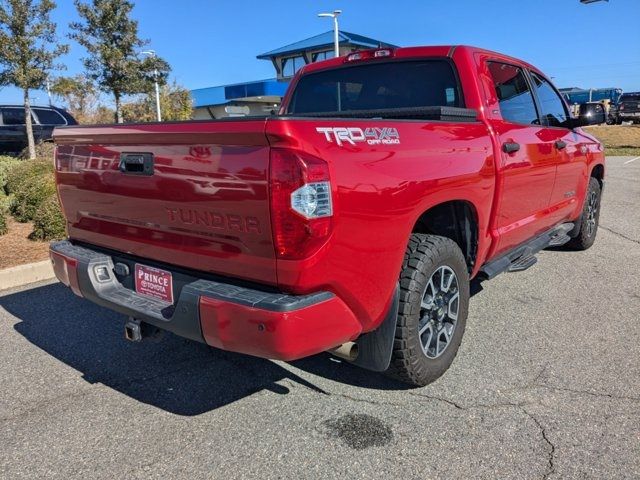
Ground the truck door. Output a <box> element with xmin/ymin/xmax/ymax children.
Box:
<box><xmin>485</xmin><ymin>62</ymin><xmax>558</xmax><ymax>255</ymax></box>
<box><xmin>528</xmin><ymin>71</ymin><xmax>585</xmax><ymax>225</ymax></box>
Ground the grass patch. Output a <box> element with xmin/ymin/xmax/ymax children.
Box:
<box><xmin>583</xmin><ymin>125</ymin><xmax>640</xmax><ymax>156</ymax></box>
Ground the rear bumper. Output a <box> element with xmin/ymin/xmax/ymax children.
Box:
<box><xmin>49</xmin><ymin>240</ymin><xmax>362</xmax><ymax>361</ymax></box>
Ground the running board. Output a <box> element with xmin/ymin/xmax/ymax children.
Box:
<box><xmin>480</xmin><ymin>223</ymin><xmax>573</xmax><ymax>279</ymax></box>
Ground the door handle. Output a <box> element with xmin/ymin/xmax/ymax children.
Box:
<box><xmin>119</xmin><ymin>153</ymin><xmax>154</xmax><ymax>176</ymax></box>
<box><xmin>555</xmin><ymin>140</ymin><xmax>567</xmax><ymax>150</ymax></box>
<box><xmin>502</xmin><ymin>142</ymin><xmax>520</xmax><ymax>154</ymax></box>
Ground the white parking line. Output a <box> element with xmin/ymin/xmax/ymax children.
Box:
<box><xmin>624</xmin><ymin>156</ymin><xmax>640</xmax><ymax>165</ymax></box>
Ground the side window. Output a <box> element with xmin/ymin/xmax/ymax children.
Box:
<box><xmin>33</xmin><ymin>108</ymin><xmax>66</xmax><ymax>125</ymax></box>
<box><xmin>487</xmin><ymin>62</ymin><xmax>539</xmax><ymax>125</ymax></box>
<box><xmin>1</xmin><ymin>108</ymin><xmax>26</xmax><ymax>125</ymax></box>
<box><xmin>530</xmin><ymin>72</ymin><xmax>569</xmax><ymax>128</ymax></box>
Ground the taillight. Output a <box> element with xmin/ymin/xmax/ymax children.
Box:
<box><xmin>270</xmin><ymin>148</ymin><xmax>333</xmax><ymax>260</ymax></box>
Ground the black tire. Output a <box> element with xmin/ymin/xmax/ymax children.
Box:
<box><xmin>386</xmin><ymin>234</ymin><xmax>469</xmax><ymax>387</ymax></box>
<box><xmin>566</xmin><ymin>177</ymin><xmax>601</xmax><ymax>251</ymax></box>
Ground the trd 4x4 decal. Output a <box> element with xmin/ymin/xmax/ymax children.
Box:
<box><xmin>316</xmin><ymin>127</ymin><xmax>400</xmax><ymax>146</ymax></box>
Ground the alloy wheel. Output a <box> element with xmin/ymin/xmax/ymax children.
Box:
<box><xmin>418</xmin><ymin>265</ymin><xmax>460</xmax><ymax>359</ymax></box>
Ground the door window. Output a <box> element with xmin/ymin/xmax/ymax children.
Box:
<box><xmin>487</xmin><ymin>62</ymin><xmax>539</xmax><ymax>125</ymax></box>
<box><xmin>33</xmin><ymin>108</ymin><xmax>67</xmax><ymax>125</ymax></box>
<box><xmin>530</xmin><ymin>72</ymin><xmax>569</xmax><ymax>128</ymax></box>
<box><xmin>1</xmin><ymin>108</ymin><xmax>26</xmax><ymax>125</ymax></box>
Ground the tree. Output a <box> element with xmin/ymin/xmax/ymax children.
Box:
<box><xmin>50</xmin><ymin>74</ymin><xmax>98</xmax><ymax>123</ymax></box>
<box><xmin>122</xmin><ymin>81</ymin><xmax>193</xmax><ymax>123</ymax></box>
<box><xmin>0</xmin><ymin>0</ymin><xmax>68</xmax><ymax>159</ymax></box>
<box><xmin>70</xmin><ymin>0</ymin><xmax>170</xmax><ymax>123</ymax></box>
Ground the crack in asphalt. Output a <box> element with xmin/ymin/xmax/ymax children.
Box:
<box><xmin>600</xmin><ymin>225</ymin><xmax>640</xmax><ymax>245</ymax></box>
<box><xmin>505</xmin><ymin>363</ymin><xmax>640</xmax><ymax>403</ymax></box>
<box><xmin>540</xmin><ymin>385</ymin><xmax>640</xmax><ymax>402</ymax></box>
<box><xmin>521</xmin><ymin>407</ymin><xmax>556</xmax><ymax>480</ymax></box>
<box><xmin>332</xmin><ymin>392</ymin><xmax>406</xmax><ymax>408</ymax></box>
<box><xmin>406</xmin><ymin>391</ymin><xmax>464</xmax><ymax>409</ymax></box>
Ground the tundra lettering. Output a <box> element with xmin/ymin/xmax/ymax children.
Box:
<box><xmin>165</xmin><ymin>208</ymin><xmax>262</xmax><ymax>234</ymax></box>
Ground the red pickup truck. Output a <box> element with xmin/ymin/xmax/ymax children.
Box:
<box><xmin>50</xmin><ymin>46</ymin><xmax>605</xmax><ymax>386</ymax></box>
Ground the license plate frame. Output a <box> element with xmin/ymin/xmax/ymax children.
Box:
<box><xmin>134</xmin><ymin>263</ymin><xmax>174</xmax><ymax>304</ymax></box>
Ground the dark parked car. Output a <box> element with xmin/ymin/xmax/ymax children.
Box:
<box><xmin>617</xmin><ymin>92</ymin><xmax>640</xmax><ymax>124</ymax></box>
<box><xmin>0</xmin><ymin>105</ymin><xmax>77</xmax><ymax>154</ymax></box>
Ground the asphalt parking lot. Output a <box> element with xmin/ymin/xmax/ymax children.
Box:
<box><xmin>1</xmin><ymin>156</ymin><xmax>638</xmax><ymax>479</ymax></box>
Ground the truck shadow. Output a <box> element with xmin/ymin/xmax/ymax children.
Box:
<box><xmin>1</xmin><ymin>282</ymin><xmax>410</xmax><ymax>416</ymax></box>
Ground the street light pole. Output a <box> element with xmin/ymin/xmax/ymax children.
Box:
<box><xmin>153</xmin><ymin>70</ymin><xmax>161</xmax><ymax>122</ymax></box>
<box><xmin>142</xmin><ymin>50</ymin><xmax>162</xmax><ymax>122</ymax></box>
<box><xmin>318</xmin><ymin>10</ymin><xmax>342</xmax><ymax>57</ymax></box>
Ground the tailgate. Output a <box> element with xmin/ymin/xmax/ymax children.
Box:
<box><xmin>53</xmin><ymin>120</ymin><xmax>277</xmax><ymax>285</ymax></box>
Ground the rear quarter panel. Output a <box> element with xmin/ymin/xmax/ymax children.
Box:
<box><xmin>267</xmin><ymin>118</ymin><xmax>495</xmax><ymax>331</ymax></box>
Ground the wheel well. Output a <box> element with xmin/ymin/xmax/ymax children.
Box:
<box><xmin>412</xmin><ymin>201</ymin><xmax>478</xmax><ymax>272</ymax></box>
<box><xmin>591</xmin><ymin>164</ymin><xmax>604</xmax><ymax>188</ymax></box>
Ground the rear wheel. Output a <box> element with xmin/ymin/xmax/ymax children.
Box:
<box><xmin>387</xmin><ymin>234</ymin><xmax>469</xmax><ymax>387</ymax></box>
<box><xmin>566</xmin><ymin>177</ymin><xmax>601</xmax><ymax>250</ymax></box>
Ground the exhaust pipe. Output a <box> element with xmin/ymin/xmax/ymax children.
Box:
<box><xmin>328</xmin><ymin>342</ymin><xmax>359</xmax><ymax>361</ymax></box>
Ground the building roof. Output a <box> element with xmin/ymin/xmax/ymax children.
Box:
<box><xmin>256</xmin><ymin>30</ymin><xmax>397</xmax><ymax>59</ymax></box>
<box><xmin>191</xmin><ymin>78</ymin><xmax>289</xmax><ymax>108</ymax></box>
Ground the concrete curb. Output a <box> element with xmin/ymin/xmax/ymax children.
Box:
<box><xmin>0</xmin><ymin>260</ymin><xmax>55</xmax><ymax>291</ymax></box>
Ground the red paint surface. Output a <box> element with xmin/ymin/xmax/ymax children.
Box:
<box><xmin>199</xmin><ymin>295</ymin><xmax>362</xmax><ymax>361</ymax></box>
<box><xmin>50</xmin><ymin>250</ymin><xmax>82</xmax><ymax>297</ymax></box>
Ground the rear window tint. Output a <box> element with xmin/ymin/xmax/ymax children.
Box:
<box><xmin>287</xmin><ymin>60</ymin><xmax>463</xmax><ymax>114</ymax></box>
<box><xmin>34</xmin><ymin>108</ymin><xmax>66</xmax><ymax>125</ymax></box>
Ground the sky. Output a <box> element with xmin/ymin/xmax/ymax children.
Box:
<box><xmin>0</xmin><ymin>0</ymin><xmax>639</xmax><ymax>105</ymax></box>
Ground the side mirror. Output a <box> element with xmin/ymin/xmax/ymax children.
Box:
<box><xmin>573</xmin><ymin>102</ymin><xmax>606</xmax><ymax>128</ymax></box>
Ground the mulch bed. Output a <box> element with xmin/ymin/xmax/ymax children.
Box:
<box><xmin>0</xmin><ymin>218</ymin><xmax>50</xmax><ymax>269</ymax></box>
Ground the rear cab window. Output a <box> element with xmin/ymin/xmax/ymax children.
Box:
<box><xmin>287</xmin><ymin>60</ymin><xmax>464</xmax><ymax>114</ymax></box>
<box><xmin>620</xmin><ymin>94</ymin><xmax>640</xmax><ymax>102</ymax></box>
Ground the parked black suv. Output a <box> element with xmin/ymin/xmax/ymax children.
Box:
<box><xmin>0</xmin><ymin>105</ymin><xmax>77</xmax><ymax>154</ymax></box>
<box><xmin>617</xmin><ymin>93</ymin><xmax>640</xmax><ymax>124</ymax></box>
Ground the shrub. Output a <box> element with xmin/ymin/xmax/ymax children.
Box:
<box><xmin>5</xmin><ymin>159</ymin><xmax>54</xmax><ymax>196</ymax></box>
<box><xmin>0</xmin><ymin>192</ymin><xmax>12</xmax><ymax>213</ymax></box>
<box><xmin>10</xmin><ymin>171</ymin><xmax>57</xmax><ymax>222</ymax></box>
<box><xmin>30</xmin><ymin>194</ymin><xmax>65</xmax><ymax>241</ymax></box>
<box><xmin>0</xmin><ymin>209</ymin><xmax>7</xmax><ymax>236</ymax></box>
<box><xmin>0</xmin><ymin>155</ymin><xmax>21</xmax><ymax>194</ymax></box>
<box><xmin>19</xmin><ymin>141</ymin><xmax>55</xmax><ymax>161</ymax></box>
